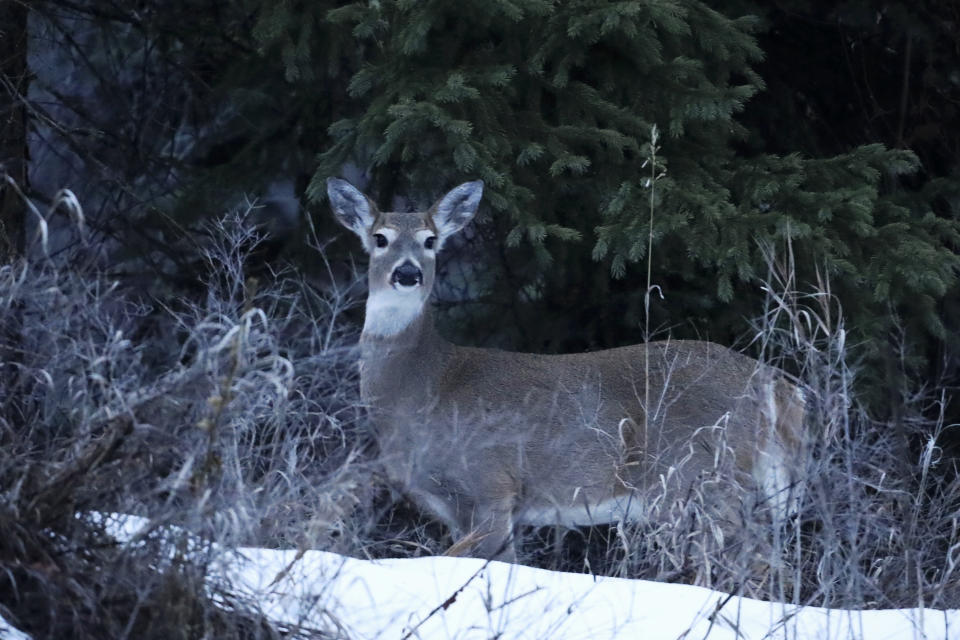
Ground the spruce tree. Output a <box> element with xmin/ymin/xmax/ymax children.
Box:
<box><xmin>25</xmin><ymin>0</ymin><xmax>960</xmax><ymax>404</ymax></box>
<box><xmin>294</xmin><ymin>0</ymin><xmax>958</xmax><ymax>387</ymax></box>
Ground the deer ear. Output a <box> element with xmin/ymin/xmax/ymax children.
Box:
<box><xmin>431</xmin><ymin>180</ymin><xmax>483</xmax><ymax>241</ymax></box>
<box><xmin>327</xmin><ymin>178</ymin><xmax>377</xmax><ymax>239</ymax></box>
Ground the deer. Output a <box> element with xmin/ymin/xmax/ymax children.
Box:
<box><xmin>327</xmin><ymin>177</ymin><xmax>805</xmax><ymax>562</ymax></box>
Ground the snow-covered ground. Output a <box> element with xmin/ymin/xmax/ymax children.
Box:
<box><xmin>0</xmin><ymin>614</ymin><xmax>31</xmax><ymax>640</ymax></box>
<box><xmin>5</xmin><ymin>515</ymin><xmax>956</xmax><ymax>640</ymax></box>
<box><xmin>132</xmin><ymin>515</ymin><xmax>960</xmax><ymax>640</ymax></box>
<box><xmin>226</xmin><ymin>546</ymin><xmax>957</xmax><ymax>640</ymax></box>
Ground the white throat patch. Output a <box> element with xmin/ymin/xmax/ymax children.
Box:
<box><xmin>363</xmin><ymin>289</ymin><xmax>425</xmax><ymax>337</ymax></box>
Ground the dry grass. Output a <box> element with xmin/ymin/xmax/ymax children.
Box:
<box><xmin>0</xmin><ymin>207</ymin><xmax>371</xmax><ymax>638</ymax></box>
<box><xmin>511</xmin><ymin>242</ymin><xmax>960</xmax><ymax>610</ymax></box>
<box><xmin>0</xmin><ymin>194</ymin><xmax>956</xmax><ymax>639</ymax></box>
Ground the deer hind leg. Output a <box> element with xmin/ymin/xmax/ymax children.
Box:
<box><xmin>752</xmin><ymin>377</ymin><xmax>806</xmax><ymax>524</ymax></box>
<box><xmin>732</xmin><ymin>381</ymin><xmax>806</xmax><ymax>592</ymax></box>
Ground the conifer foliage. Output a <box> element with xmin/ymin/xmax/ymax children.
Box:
<box><xmin>22</xmin><ymin>0</ymin><xmax>959</xmax><ymax>374</ymax></box>
<box><xmin>251</xmin><ymin>0</ymin><xmax>960</xmax><ymax>368</ymax></box>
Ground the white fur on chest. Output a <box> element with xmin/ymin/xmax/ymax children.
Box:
<box><xmin>363</xmin><ymin>289</ymin><xmax>425</xmax><ymax>337</ymax></box>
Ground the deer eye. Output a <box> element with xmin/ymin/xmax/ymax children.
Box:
<box><xmin>424</xmin><ymin>236</ymin><xmax>437</xmax><ymax>250</ymax></box>
<box><xmin>374</xmin><ymin>233</ymin><xmax>388</xmax><ymax>249</ymax></box>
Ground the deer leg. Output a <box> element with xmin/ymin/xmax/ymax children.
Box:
<box><xmin>464</xmin><ymin>497</ymin><xmax>517</xmax><ymax>562</ymax></box>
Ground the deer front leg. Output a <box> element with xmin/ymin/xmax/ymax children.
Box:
<box><xmin>460</xmin><ymin>496</ymin><xmax>517</xmax><ymax>562</ymax></box>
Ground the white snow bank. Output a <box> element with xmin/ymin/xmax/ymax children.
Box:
<box><xmin>107</xmin><ymin>514</ymin><xmax>959</xmax><ymax>640</ymax></box>
<box><xmin>0</xmin><ymin>613</ymin><xmax>32</xmax><ymax>640</ymax></box>
<box><xmin>226</xmin><ymin>547</ymin><xmax>957</xmax><ymax>640</ymax></box>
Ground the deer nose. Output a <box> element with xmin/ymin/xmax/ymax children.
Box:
<box><xmin>392</xmin><ymin>261</ymin><xmax>422</xmax><ymax>287</ymax></box>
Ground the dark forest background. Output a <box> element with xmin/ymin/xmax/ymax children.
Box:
<box><xmin>1</xmin><ymin>1</ymin><xmax>960</xmax><ymax>637</ymax></box>
<box><xmin>4</xmin><ymin>0</ymin><xmax>960</xmax><ymax>419</ymax></box>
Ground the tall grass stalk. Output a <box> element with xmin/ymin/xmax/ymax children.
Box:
<box><xmin>642</xmin><ymin>124</ymin><xmax>664</xmax><ymax>479</ymax></box>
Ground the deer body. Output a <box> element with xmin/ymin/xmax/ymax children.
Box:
<box><xmin>329</xmin><ymin>178</ymin><xmax>804</xmax><ymax>561</ymax></box>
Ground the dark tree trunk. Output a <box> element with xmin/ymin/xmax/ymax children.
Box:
<box><xmin>0</xmin><ymin>0</ymin><xmax>29</xmax><ymax>262</ymax></box>
<box><xmin>0</xmin><ymin>0</ymin><xmax>28</xmax><ymax>434</ymax></box>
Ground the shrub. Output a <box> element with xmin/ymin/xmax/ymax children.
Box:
<box><xmin>0</xmin><ymin>208</ymin><xmax>370</xmax><ymax>638</ymax></box>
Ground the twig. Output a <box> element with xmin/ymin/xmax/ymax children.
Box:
<box><xmin>400</xmin><ymin>560</ymin><xmax>490</xmax><ymax>640</ymax></box>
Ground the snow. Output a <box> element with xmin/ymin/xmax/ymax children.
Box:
<box><xmin>108</xmin><ymin>514</ymin><xmax>959</xmax><ymax>640</ymax></box>
<box><xmin>0</xmin><ymin>613</ymin><xmax>32</xmax><ymax>640</ymax></box>
<box><xmin>225</xmin><ymin>547</ymin><xmax>957</xmax><ymax>640</ymax></box>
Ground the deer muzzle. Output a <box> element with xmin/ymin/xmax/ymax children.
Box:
<box><xmin>392</xmin><ymin>261</ymin><xmax>423</xmax><ymax>288</ymax></box>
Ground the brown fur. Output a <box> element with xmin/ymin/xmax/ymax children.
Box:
<box><xmin>328</xmin><ymin>178</ymin><xmax>806</xmax><ymax>561</ymax></box>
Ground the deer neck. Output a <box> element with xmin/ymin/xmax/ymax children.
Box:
<box><xmin>361</xmin><ymin>297</ymin><xmax>435</xmax><ymax>347</ymax></box>
<box><xmin>362</xmin><ymin>286</ymin><xmax>430</xmax><ymax>337</ymax></box>
<box><xmin>359</xmin><ymin>298</ymin><xmax>451</xmax><ymax>406</ymax></box>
